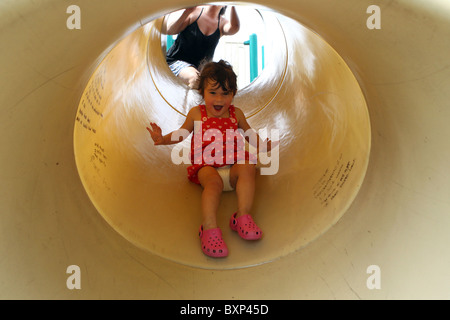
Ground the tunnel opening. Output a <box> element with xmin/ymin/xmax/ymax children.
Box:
<box><xmin>73</xmin><ymin>3</ymin><xmax>371</xmax><ymax>269</ymax></box>
<box><xmin>160</xmin><ymin>6</ymin><xmax>268</xmax><ymax>90</ymax></box>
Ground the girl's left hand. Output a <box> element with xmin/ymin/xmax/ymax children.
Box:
<box><xmin>260</xmin><ymin>138</ymin><xmax>280</xmax><ymax>152</ymax></box>
<box><xmin>146</xmin><ymin>122</ymin><xmax>164</xmax><ymax>145</ymax></box>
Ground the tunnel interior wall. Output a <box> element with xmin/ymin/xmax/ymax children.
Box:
<box><xmin>1</xmin><ymin>0</ymin><xmax>449</xmax><ymax>298</ymax></box>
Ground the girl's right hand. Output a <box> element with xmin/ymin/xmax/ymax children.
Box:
<box><xmin>146</xmin><ymin>122</ymin><xmax>164</xmax><ymax>145</ymax></box>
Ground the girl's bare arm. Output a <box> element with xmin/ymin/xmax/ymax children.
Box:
<box><xmin>147</xmin><ymin>107</ymin><xmax>199</xmax><ymax>145</ymax></box>
<box><xmin>234</xmin><ymin>107</ymin><xmax>278</xmax><ymax>152</ymax></box>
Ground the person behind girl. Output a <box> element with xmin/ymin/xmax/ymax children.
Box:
<box><xmin>164</xmin><ymin>5</ymin><xmax>240</xmax><ymax>89</ymax></box>
<box><xmin>147</xmin><ymin>60</ymin><xmax>276</xmax><ymax>258</ymax></box>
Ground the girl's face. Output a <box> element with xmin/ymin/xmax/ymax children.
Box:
<box><xmin>203</xmin><ymin>80</ymin><xmax>235</xmax><ymax>118</ymax></box>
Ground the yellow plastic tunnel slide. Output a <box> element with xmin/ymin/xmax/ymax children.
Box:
<box><xmin>1</xmin><ymin>0</ymin><xmax>449</xmax><ymax>299</ymax></box>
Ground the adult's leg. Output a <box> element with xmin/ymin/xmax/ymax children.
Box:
<box><xmin>229</xmin><ymin>164</ymin><xmax>256</xmax><ymax>218</ymax></box>
<box><xmin>178</xmin><ymin>66</ymin><xmax>200</xmax><ymax>89</ymax></box>
<box><xmin>197</xmin><ymin>166</ymin><xmax>224</xmax><ymax>230</ymax></box>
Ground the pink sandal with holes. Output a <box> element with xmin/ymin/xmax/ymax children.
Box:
<box><xmin>198</xmin><ymin>226</ymin><xmax>229</xmax><ymax>258</ymax></box>
<box><xmin>229</xmin><ymin>212</ymin><xmax>262</xmax><ymax>240</ymax></box>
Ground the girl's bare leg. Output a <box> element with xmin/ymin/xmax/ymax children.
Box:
<box><xmin>198</xmin><ymin>166</ymin><xmax>224</xmax><ymax>230</ymax></box>
<box><xmin>230</xmin><ymin>164</ymin><xmax>256</xmax><ymax>217</ymax></box>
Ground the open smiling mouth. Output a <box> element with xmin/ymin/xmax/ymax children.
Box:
<box><xmin>214</xmin><ymin>105</ymin><xmax>224</xmax><ymax>111</ymax></box>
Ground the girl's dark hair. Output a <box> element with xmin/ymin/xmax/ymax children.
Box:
<box><xmin>197</xmin><ymin>60</ymin><xmax>237</xmax><ymax>97</ymax></box>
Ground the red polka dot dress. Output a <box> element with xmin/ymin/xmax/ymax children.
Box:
<box><xmin>187</xmin><ymin>105</ymin><xmax>256</xmax><ymax>185</ymax></box>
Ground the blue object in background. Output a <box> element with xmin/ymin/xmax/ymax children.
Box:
<box><xmin>166</xmin><ymin>35</ymin><xmax>174</xmax><ymax>51</ymax></box>
<box><xmin>244</xmin><ymin>33</ymin><xmax>258</xmax><ymax>82</ymax></box>
<box><xmin>262</xmin><ymin>45</ymin><xmax>265</xmax><ymax>70</ymax></box>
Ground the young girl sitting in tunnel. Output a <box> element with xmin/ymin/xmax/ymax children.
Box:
<box><xmin>147</xmin><ymin>60</ymin><xmax>277</xmax><ymax>258</ymax></box>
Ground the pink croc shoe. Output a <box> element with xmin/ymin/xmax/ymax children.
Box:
<box><xmin>229</xmin><ymin>212</ymin><xmax>262</xmax><ymax>240</ymax></box>
<box><xmin>198</xmin><ymin>226</ymin><xmax>228</xmax><ymax>258</ymax></box>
